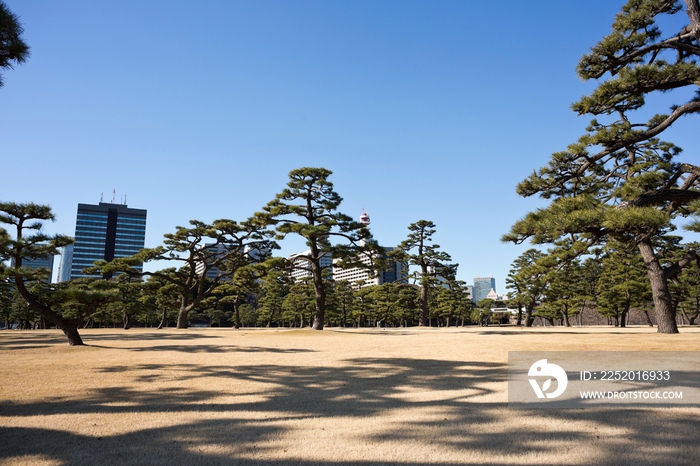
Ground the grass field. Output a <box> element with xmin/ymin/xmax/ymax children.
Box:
<box><xmin>1</xmin><ymin>326</ymin><xmax>699</xmax><ymax>465</ymax></box>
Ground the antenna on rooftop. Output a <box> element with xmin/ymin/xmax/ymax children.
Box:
<box><xmin>124</xmin><ymin>194</ymin><xmax>127</xmax><ymax>205</ymax></box>
<box><xmin>100</xmin><ymin>192</ymin><xmax>103</xmax><ymax>203</ymax></box>
<box><xmin>111</xmin><ymin>189</ymin><xmax>116</xmax><ymax>204</ymax></box>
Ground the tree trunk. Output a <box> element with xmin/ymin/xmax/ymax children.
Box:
<box><xmin>123</xmin><ymin>312</ymin><xmax>132</xmax><ymax>330</ymax></box>
<box><xmin>157</xmin><ymin>307</ymin><xmax>168</xmax><ymax>329</ymax></box>
<box><xmin>562</xmin><ymin>304</ymin><xmax>570</xmax><ymax>327</ymax></box>
<box><xmin>61</xmin><ymin>322</ymin><xmax>84</xmax><ymax>346</ymax></box>
<box><xmin>13</xmin><ymin>278</ymin><xmax>85</xmax><ymax>345</ymax></box>
<box><xmin>620</xmin><ymin>293</ymin><xmax>631</xmax><ymax>328</ymax></box>
<box><xmin>418</xmin><ymin>270</ymin><xmax>429</xmax><ymax>326</ymax></box>
<box><xmin>311</xmin><ymin>259</ymin><xmax>326</xmax><ymax>330</ymax></box>
<box><xmin>516</xmin><ymin>305</ymin><xmax>523</xmax><ymax>326</ymax></box>
<box><xmin>176</xmin><ymin>307</ymin><xmax>189</xmax><ymax>329</ymax></box>
<box><xmin>233</xmin><ymin>298</ymin><xmax>241</xmax><ymax>329</ymax></box>
<box><xmin>638</xmin><ymin>239</ymin><xmax>679</xmax><ymax>334</ymax></box>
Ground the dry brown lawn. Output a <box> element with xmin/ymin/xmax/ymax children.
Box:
<box><xmin>1</xmin><ymin>325</ymin><xmax>699</xmax><ymax>465</ymax></box>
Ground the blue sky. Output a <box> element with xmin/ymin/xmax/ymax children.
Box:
<box><xmin>2</xmin><ymin>1</ymin><xmax>698</xmax><ymax>292</ymax></box>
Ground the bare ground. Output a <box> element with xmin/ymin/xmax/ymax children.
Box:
<box><xmin>1</xmin><ymin>326</ymin><xmax>699</xmax><ymax>466</ymax></box>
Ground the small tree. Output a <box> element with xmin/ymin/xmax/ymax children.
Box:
<box><xmin>258</xmin><ymin>267</ymin><xmax>291</xmax><ymax>327</ymax></box>
<box><xmin>596</xmin><ymin>243</ymin><xmax>652</xmax><ymax>327</ymax></box>
<box><xmin>506</xmin><ymin>249</ymin><xmax>548</xmax><ymax>327</ymax></box>
<box><xmin>391</xmin><ymin>220</ymin><xmax>454</xmax><ymax>326</ymax></box>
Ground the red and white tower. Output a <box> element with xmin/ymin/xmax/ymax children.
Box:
<box><xmin>360</xmin><ymin>209</ymin><xmax>370</xmax><ymax>226</ymax></box>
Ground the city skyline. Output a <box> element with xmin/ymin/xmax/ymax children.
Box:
<box><xmin>2</xmin><ymin>1</ymin><xmax>699</xmax><ymax>293</ymax></box>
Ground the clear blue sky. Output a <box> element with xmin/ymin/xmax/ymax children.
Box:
<box><xmin>2</xmin><ymin>1</ymin><xmax>698</xmax><ymax>292</ymax></box>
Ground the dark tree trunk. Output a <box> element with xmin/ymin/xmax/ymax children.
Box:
<box><xmin>418</xmin><ymin>266</ymin><xmax>429</xmax><ymax>326</ymax></box>
<box><xmin>123</xmin><ymin>312</ymin><xmax>131</xmax><ymax>330</ymax></box>
<box><xmin>176</xmin><ymin>307</ymin><xmax>189</xmax><ymax>329</ymax></box>
<box><xmin>14</xmin><ymin>279</ymin><xmax>85</xmax><ymax>345</ymax></box>
<box><xmin>157</xmin><ymin>307</ymin><xmax>168</xmax><ymax>329</ymax></box>
<box><xmin>524</xmin><ymin>308</ymin><xmax>534</xmax><ymax>327</ymax></box>
<box><xmin>638</xmin><ymin>239</ymin><xmax>679</xmax><ymax>334</ymax></box>
<box><xmin>562</xmin><ymin>305</ymin><xmax>570</xmax><ymax>327</ymax></box>
<box><xmin>311</xmin><ymin>258</ymin><xmax>326</xmax><ymax>330</ymax></box>
<box><xmin>620</xmin><ymin>294</ymin><xmax>631</xmax><ymax>328</ymax></box>
<box><xmin>233</xmin><ymin>298</ymin><xmax>241</xmax><ymax>329</ymax></box>
<box><xmin>516</xmin><ymin>305</ymin><xmax>523</xmax><ymax>326</ymax></box>
<box><xmin>61</xmin><ymin>323</ymin><xmax>84</xmax><ymax>346</ymax></box>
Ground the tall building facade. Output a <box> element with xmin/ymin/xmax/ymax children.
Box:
<box><xmin>195</xmin><ymin>243</ymin><xmax>271</xmax><ymax>280</ymax></box>
<box><xmin>66</xmin><ymin>202</ymin><xmax>147</xmax><ymax>279</ymax></box>
<box><xmin>11</xmin><ymin>255</ymin><xmax>55</xmax><ymax>283</ymax></box>
<box><xmin>332</xmin><ymin>247</ymin><xmax>408</xmax><ymax>289</ymax></box>
<box><xmin>473</xmin><ymin>276</ymin><xmax>496</xmax><ymax>303</ymax></box>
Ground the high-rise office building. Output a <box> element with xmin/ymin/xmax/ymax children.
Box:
<box><xmin>11</xmin><ymin>255</ymin><xmax>55</xmax><ymax>283</ymax></box>
<box><xmin>66</xmin><ymin>202</ymin><xmax>147</xmax><ymax>279</ymax></box>
<box><xmin>195</xmin><ymin>243</ymin><xmax>271</xmax><ymax>280</ymax></box>
<box><xmin>473</xmin><ymin>276</ymin><xmax>496</xmax><ymax>303</ymax></box>
<box><xmin>332</xmin><ymin>246</ymin><xmax>408</xmax><ymax>288</ymax></box>
<box><xmin>331</xmin><ymin>210</ymin><xmax>408</xmax><ymax>288</ymax></box>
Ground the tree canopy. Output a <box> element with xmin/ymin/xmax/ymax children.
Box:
<box><xmin>260</xmin><ymin>167</ymin><xmax>380</xmax><ymax>330</ymax></box>
<box><xmin>504</xmin><ymin>0</ymin><xmax>700</xmax><ymax>333</ymax></box>
<box><xmin>0</xmin><ymin>1</ymin><xmax>29</xmax><ymax>87</ymax></box>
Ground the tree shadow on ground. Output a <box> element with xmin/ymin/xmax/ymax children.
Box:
<box><xmin>2</xmin><ymin>356</ymin><xmax>699</xmax><ymax>464</ymax></box>
<box><xmin>87</xmin><ymin>344</ymin><xmax>318</xmax><ymax>354</ymax></box>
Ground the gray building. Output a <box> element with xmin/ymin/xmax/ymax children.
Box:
<box><xmin>66</xmin><ymin>202</ymin><xmax>147</xmax><ymax>279</ymax></box>
<box><xmin>473</xmin><ymin>276</ymin><xmax>496</xmax><ymax>303</ymax></box>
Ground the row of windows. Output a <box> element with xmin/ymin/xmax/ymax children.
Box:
<box><xmin>77</xmin><ymin>212</ymin><xmax>108</xmax><ymax>219</ymax></box>
<box><xmin>114</xmin><ymin>248</ymin><xmax>140</xmax><ymax>256</ymax></box>
<box><xmin>74</xmin><ymin>236</ymin><xmax>106</xmax><ymax>242</ymax></box>
<box><xmin>115</xmin><ymin>226</ymin><xmax>146</xmax><ymax>234</ymax></box>
<box><xmin>114</xmin><ymin>241</ymin><xmax>145</xmax><ymax>248</ymax></box>
<box><xmin>115</xmin><ymin>232</ymin><xmax>146</xmax><ymax>239</ymax></box>
<box><xmin>75</xmin><ymin>219</ymin><xmax>107</xmax><ymax>228</ymax></box>
<box><xmin>76</xmin><ymin>226</ymin><xmax>107</xmax><ymax>232</ymax></box>
<box><xmin>117</xmin><ymin>219</ymin><xmax>147</xmax><ymax>226</ymax></box>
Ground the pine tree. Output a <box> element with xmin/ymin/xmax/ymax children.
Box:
<box><xmin>261</xmin><ymin>167</ymin><xmax>379</xmax><ymax>330</ymax></box>
<box><xmin>0</xmin><ymin>1</ymin><xmax>30</xmax><ymax>88</ymax></box>
<box><xmin>504</xmin><ymin>0</ymin><xmax>700</xmax><ymax>333</ymax></box>
<box><xmin>391</xmin><ymin>220</ymin><xmax>454</xmax><ymax>326</ymax></box>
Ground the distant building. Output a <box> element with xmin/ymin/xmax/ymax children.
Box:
<box><xmin>289</xmin><ymin>250</ymin><xmax>333</xmax><ymax>282</ymax></box>
<box><xmin>195</xmin><ymin>243</ymin><xmax>271</xmax><ymax>280</ymax></box>
<box><xmin>66</xmin><ymin>202</ymin><xmax>147</xmax><ymax>279</ymax></box>
<box><xmin>287</xmin><ymin>210</ymin><xmax>408</xmax><ymax>288</ymax></box>
<box><xmin>58</xmin><ymin>244</ymin><xmax>73</xmax><ymax>282</ymax></box>
<box><xmin>11</xmin><ymin>255</ymin><xmax>55</xmax><ymax>283</ymax></box>
<box><xmin>195</xmin><ymin>243</ymin><xmax>230</xmax><ymax>280</ymax></box>
<box><xmin>332</xmin><ymin>210</ymin><xmax>408</xmax><ymax>289</ymax></box>
<box><xmin>473</xmin><ymin>276</ymin><xmax>496</xmax><ymax>303</ymax></box>
<box><xmin>332</xmin><ymin>246</ymin><xmax>408</xmax><ymax>289</ymax></box>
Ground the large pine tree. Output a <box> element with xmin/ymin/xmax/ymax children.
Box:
<box><xmin>504</xmin><ymin>0</ymin><xmax>700</xmax><ymax>333</ymax></box>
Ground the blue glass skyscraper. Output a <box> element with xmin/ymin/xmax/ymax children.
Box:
<box><xmin>67</xmin><ymin>202</ymin><xmax>147</xmax><ymax>279</ymax></box>
<box><xmin>473</xmin><ymin>276</ymin><xmax>496</xmax><ymax>303</ymax></box>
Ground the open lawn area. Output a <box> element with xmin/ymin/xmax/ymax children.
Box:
<box><xmin>1</xmin><ymin>326</ymin><xmax>699</xmax><ymax>465</ymax></box>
